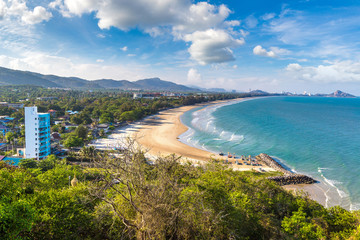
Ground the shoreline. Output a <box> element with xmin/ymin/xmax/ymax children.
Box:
<box><xmin>91</xmin><ymin>97</ymin><xmax>330</xmax><ymax>208</ymax></box>
<box><xmin>135</xmin><ymin>98</ymin><xmax>275</xmax><ymax>172</ymax></box>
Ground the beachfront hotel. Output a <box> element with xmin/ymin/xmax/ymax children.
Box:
<box><xmin>25</xmin><ymin>106</ymin><xmax>51</xmax><ymax>160</ymax></box>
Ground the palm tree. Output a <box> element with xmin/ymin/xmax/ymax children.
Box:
<box><xmin>79</xmin><ymin>146</ymin><xmax>97</xmax><ymax>162</ymax></box>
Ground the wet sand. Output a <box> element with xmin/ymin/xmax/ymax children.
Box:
<box><xmin>135</xmin><ymin>99</ymin><xmax>275</xmax><ymax>171</ymax></box>
<box><xmin>91</xmin><ymin>98</ymin><xmax>326</xmax><ymax>207</ymax></box>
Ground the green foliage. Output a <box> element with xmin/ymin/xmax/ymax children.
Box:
<box><xmin>99</xmin><ymin>112</ymin><xmax>114</xmax><ymax>123</ymax></box>
<box><xmin>29</xmin><ymin>186</ymin><xmax>96</xmax><ymax>240</ymax></box>
<box><xmin>74</xmin><ymin>125</ymin><xmax>88</xmax><ymax>140</ymax></box>
<box><xmin>5</xmin><ymin>131</ymin><xmax>15</xmax><ymax>143</ymax></box>
<box><xmin>19</xmin><ymin>158</ymin><xmax>38</xmax><ymax>169</ymax></box>
<box><xmin>37</xmin><ymin>155</ymin><xmax>57</xmax><ymax>172</ymax></box>
<box><xmin>0</xmin><ymin>200</ymin><xmax>35</xmax><ymax>239</ymax></box>
<box><xmin>64</xmin><ymin>135</ymin><xmax>84</xmax><ymax>148</ymax></box>
<box><xmin>0</xmin><ymin>146</ymin><xmax>359</xmax><ymax>239</ymax></box>
<box><xmin>70</xmin><ymin>115</ymin><xmax>83</xmax><ymax>125</ymax></box>
<box><xmin>282</xmin><ymin>207</ymin><xmax>326</xmax><ymax>239</ymax></box>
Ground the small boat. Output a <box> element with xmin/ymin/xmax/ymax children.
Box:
<box><xmin>227</xmin><ymin>152</ymin><xmax>233</xmax><ymax>158</ymax></box>
<box><xmin>219</xmin><ymin>152</ymin><xmax>224</xmax><ymax>156</ymax></box>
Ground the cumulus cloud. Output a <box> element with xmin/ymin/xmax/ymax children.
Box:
<box><xmin>0</xmin><ymin>0</ymin><xmax>52</xmax><ymax>24</ymax></box>
<box><xmin>285</xmin><ymin>61</ymin><xmax>360</xmax><ymax>83</ymax></box>
<box><xmin>0</xmin><ymin>0</ymin><xmax>6</xmax><ymax>18</ymax></box>
<box><xmin>22</xmin><ymin>6</ymin><xmax>52</xmax><ymax>24</ymax></box>
<box><xmin>120</xmin><ymin>46</ymin><xmax>128</xmax><ymax>52</ymax></box>
<box><xmin>253</xmin><ymin>45</ymin><xmax>276</xmax><ymax>58</ymax></box>
<box><xmin>50</xmin><ymin>0</ymin><xmax>185</xmax><ymax>30</ymax></box>
<box><xmin>184</xmin><ymin>29</ymin><xmax>244</xmax><ymax>65</ymax></box>
<box><xmin>187</xmin><ymin>68</ymin><xmax>202</xmax><ymax>84</ymax></box>
<box><xmin>269</xmin><ymin>46</ymin><xmax>291</xmax><ymax>56</ymax></box>
<box><xmin>50</xmin><ymin>0</ymin><xmax>245</xmax><ymax>65</ymax></box>
<box><xmin>173</xmin><ymin>2</ymin><xmax>232</xmax><ymax>36</ymax></box>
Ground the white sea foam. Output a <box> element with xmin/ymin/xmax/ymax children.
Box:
<box><xmin>350</xmin><ymin>203</ymin><xmax>360</xmax><ymax>211</ymax></box>
<box><xmin>337</xmin><ymin>189</ymin><xmax>348</xmax><ymax>198</ymax></box>
<box><xmin>191</xmin><ymin>117</ymin><xmax>199</xmax><ymax>125</ymax></box>
<box><xmin>319</xmin><ymin>172</ymin><xmax>348</xmax><ymax>199</ymax></box>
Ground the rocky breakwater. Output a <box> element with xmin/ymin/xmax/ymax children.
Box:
<box><xmin>256</xmin><ymin>153</ymin><xmax>317</xmax><ymax>186</ymax></box>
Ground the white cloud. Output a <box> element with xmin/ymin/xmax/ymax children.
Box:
<box><xmin>0</xmin><ymin>52</ymin><xmax>150</xmax><ymax>80</ymax></box>
<box><xmin>50</xmin><ymin>0</ymin><xmax>245</xmax><ymax>65</ymax></box>
<box><xmin>120</xmin><ymin>46</ymin><xmax>128</xmax><ymax>52</ymax></box>
<box><xmin>0</xmin><ymin>0</ymin><xmax>52</xmax><ymax>24</ymax></box>
<box><xmin>285</xmin><ymin>61</ymin><xmax>360</xmax><ymax>83</ymax></box>
<box><xmin>173</xmin><ymin>2</ymin><xmax>232</xmax><ymax>36</ymax></box>
<box><xmin>245</xmin><ymin>15</ymin><xmax>258</xmax><ymax>28</ymax></box>
<box><xmin>0</xmin><ymin>0</ymin><xmax>6</xmax><ymax>18</ymax></box>
<box><xmin>21</xmin><ymin>6</ymin><xmax>52</xmax><ymax>24</ymax></box>
<box><xmin>187</xmin><ymin>68</ymin><xmax>202</xmax><ymax>84</ymax></box>
<box><xmin>253</xmin><ymin>45</ymin><xmax>276</xmax><ymax>58</ymax></box>
<box><xmin>184</xmin><ymin>29</ymin><xmax>244</xmax><ymax>65</ymax></box>
<box><xmin>269</xmin><ymin>46</ymin><xmax>291</xmax><ymax>56</ymax></box>
<box><xmin>261</xmin><ymin>13</ymin><xmax>275</xmax><ymax>20</ymax></box>
<box><xmin>96</xmin><ymin>59</ymin><xmax>104</xmax><ymax>63</ymax></box>
<box><xmin>286</xmin><ymin>63</ymin><xmax>302</xmax><ymax>71</ymax></box>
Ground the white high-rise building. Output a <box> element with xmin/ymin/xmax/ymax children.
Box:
<box><xmin>25</xmin><ymin>107</ymin><xmax>51</xmax><ymax>159</ymax></box>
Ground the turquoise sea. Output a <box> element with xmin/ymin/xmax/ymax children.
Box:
<box><xmin>180</xmin><ymin>96</ymin><xmax>360</xmax><ymax>210</ymax></box>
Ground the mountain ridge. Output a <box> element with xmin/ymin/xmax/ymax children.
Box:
<box><xmin>0</xmin><ymin>66</ymin><xmax>198</xmax><ymax>92</ymax></box>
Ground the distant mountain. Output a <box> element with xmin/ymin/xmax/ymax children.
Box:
<box><xmin>134</xmin><ymin>78</ymin><xmax>196</xmax><ymax>91</ymax></box>
<box><xmin>0</xmin><ymin>66</ymin><xmax>199</xmax><ymax>92</ymax></box>
<box><xmin>92</xmin><ymin>79</ymin><xmax>139</xmax><ymax>89</ymax></box>
<box><xmin>250</xmin><ymin>90</ymin><xmax>269</xmax><ymax>96</ymax></box>
<box><xmin>0</xmin><ymin>66</ymin><xmax>59</xmax><ymax>87</ymax></box>
<box><xmin>327</xmin><ymin>90</ymin><xmax>355</xmax><ymax>98</ymax></box>
<box><xmin>313</xmin><ymin>90</ymin><xmax>356</xmax><ymax>98</ymax></box>
<box><xmin>187</xmin><ymin>85</ymin><xmax>227</xmax><ymax>92</ymax></box>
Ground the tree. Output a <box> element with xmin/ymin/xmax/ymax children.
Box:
<box><xmin>64</xmin><ymin>136</ymin><xmax>83</xmax><ymax>148</ymax></box>
<box><xmin>74</xmin><ymin>125</ymin><xmax>88</xmax><ymax>140</ymax></box>
<box><xmin>70</xmin><ymin>115</ymin><xmax>83</xmax><ymax>125</ymax></box>
<box><xmin>119</xmin><ymin>110</ymin><xmax>136</xmax><ymax>122</ymax></box>
<box><xmin>99</xmin><ymin>113</ymin><xmax>113</xmax><ymax>123</ymax></box>
<box><xmin>282</xmin><ymin>208</ymin><xmax>326</xmax><ymax>239</ymax></box>
<box><xmin>19</xmin><ymin>159</ymin><xmax>38</xmax><ymax>169</ymax></box>
<box><xmin>5</xmin><ymin>131</ymin><xmax>15</xmax><ymax>144</ymax></box>
<box><xmin>37</xmin><ymin>155</ymin><xmax>57</xmax><ymax>172</ymax></box>
<box><xmin>79</xmin><ymin>146</ymin><xmax>97</xmax><ymax>162</ymax></box>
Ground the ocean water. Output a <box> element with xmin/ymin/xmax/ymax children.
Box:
<box><xmin>180</xmin><ymin>96</ymin><xmax>360</xmax><ymax>210</ymax></box>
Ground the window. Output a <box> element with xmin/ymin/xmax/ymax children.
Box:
<box><xmin>35</xmin><ymin>148</ymin><xmax>37</xmax><ymax>151</ymax></box>
<box><xmin>35</xmin><ymin>133</ymin><xmax>37</xmax><ymax>135</ymax></box>
<box><xmin>35</xmin><ymin>138</ymin><xmax>37</xmax><ymax>140</ymax></box>
<box><xmin>35</xmin><ymin>143</ymin><xmax>37</xmax><ymax>145</ymax></box>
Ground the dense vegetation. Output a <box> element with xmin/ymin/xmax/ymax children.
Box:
<box><xmin>1</xmin><ymin>146</ymin><xmax>359</xmax><ymax>239</ymax></box>
<box><xmin>0</xmin><ymin>85</ymin><xmax>246</xmax><ymax>150</ymax></box>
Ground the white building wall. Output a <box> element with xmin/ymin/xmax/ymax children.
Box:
<box><xmin>25</xmin><ymin>107</ymin><xmax>51</xmax><ymax>159</ymax></box>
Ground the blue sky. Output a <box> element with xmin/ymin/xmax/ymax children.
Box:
<box><xmin>0</xmin><ymin>0</ymin><xmax>360</xmax><ymax>94</ymax></box>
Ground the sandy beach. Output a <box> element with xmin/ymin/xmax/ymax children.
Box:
<box><xmin>91</xmin><ymin>98</ymin><xmax>274</xmax><ymax>171</ymax></box>
<box><xmin>134</xmin><ymin>99</ymin><xmax>275</xmax><ymax>171</ymax></box>
<box><xmin>90</xmin><ymin>97</ymin><xmax>329</xmax><ymax>206</ymax></box>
